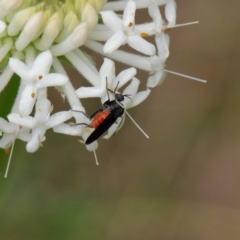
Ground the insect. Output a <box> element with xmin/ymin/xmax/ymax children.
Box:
<box><xmin>73</xmin><ymin>80</ymin><xmax>131</xmax><ymax>145</ymax></box>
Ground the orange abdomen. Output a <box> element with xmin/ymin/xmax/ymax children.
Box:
<box><xmin>90</xmin><ymin>109</ymin><xmax>110</xmax><ymax>128</ymax></box>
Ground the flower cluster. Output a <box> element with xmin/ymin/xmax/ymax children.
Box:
<box><xmin>0</xmin><ymin>0</ymin><xmax>205</xmax><ymax>175</ymax></box>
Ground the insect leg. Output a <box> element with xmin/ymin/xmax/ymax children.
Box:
<box><xmin>75</xmin><ymin>123</ymin><xmax>91</xmax><ymax>128</ymax></box>
<box><xmin>71</xmin><ymin>110</ymin><xmax>89</xmax><ymax>118</ymax></box>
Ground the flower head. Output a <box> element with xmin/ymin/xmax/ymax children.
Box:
<box><xmin>0</xmin><ymin>0</ymin><xmax>206</xmax><ymax>172</ymax></box>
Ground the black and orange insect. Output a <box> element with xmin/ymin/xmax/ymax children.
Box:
<box><xmin>73</xmin><ymin>80</ymin><xmax>131</xmax><ymax>145</ymax></box>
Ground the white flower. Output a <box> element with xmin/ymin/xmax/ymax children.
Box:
<box><xmin>101</xmin><ymin>0</ymin><xmax>156</xmax><ymax>55</ymax></box>
<box><xmin>147</xmin><ymin>32</ymin><xmax>169</xmax><ymax>88</ymax></box>
<box><xmin>75</xmin><ymin>58</ymin><xmax>137</xmax><ymax>99</ymax></box>
<box><xmin>104</xmin><ymin>76</ymin><xmax>151</xmax><ymax>139</ymax></box>
<box><xmin>8</xmin><ymin>50</ymin><xmax>68</xmax><ymax>117</ymax></box>
<box><xmin>0</xmin><ymin>0</ymin><xmax>206</xmax><ymax>162</ymax></box>
<box><xmin>8</xmin><ymin>98</ymin><xmax>72</xmax><ymax>152</ymax></box>
<box><xmin>0</xmin><ymin>118</ymin><xmax>31</xmax><ymax>150</ymax></box>
<box><xmin>76</xmin><ymin>57</ymin><xmax>150</xmax><ymax>140</ymax></box>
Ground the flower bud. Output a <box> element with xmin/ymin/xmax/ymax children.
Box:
<box><xmin>81</xmin><ymin>3</ymin><xmax>98</xmax><ymax>32</ymax></box>
<box><xmin>8</xmin><ymin>6</ymin><xmax>36</xmax><ymax>36</ymax></box>
<box><xmin>15</xmin><ymin>11</ymin><xmax>43</xmax><ymax>51</ymax></box>
<box><xmin>34</xmin><ymin>11</ymin><xmax>62</xmax><ymax>51</ymax></box>
<box><xmin>0</xmin><ymin>0</ymin><xmax>23</xmax><ymax>19</ymax></box>
<box><xmin>55</xmin><ymin>8</ymin><xmax>79</xmax><ymax>42</ymax></box>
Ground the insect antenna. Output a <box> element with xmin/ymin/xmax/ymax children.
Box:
<box><xmin>107</xmin><ymin>81</ymin><xmax>120</xmax><ymax>96</ymax></box>
<box><xmin>113</xmin><ymin>81</ymin><xmax>119</xmax><ymax>93</ymax></box>
<box><xmin>125</xmin><ymin>110</ymin><xmax>149</xmax><ymax>139</ymax></box>
<box><xmin>105</xmin><ymin>77</ymin><xmax>110</xmax><ymax>101</ymax></box>
<box><xmin>123</xmin><ymin>94</ymin><xmax>132</xmax><ymax>100</ymax></box>
<box><xmin>4</xmin><ymin>140</ymin><xmax>15</xmax><ymax>178</ymax></box>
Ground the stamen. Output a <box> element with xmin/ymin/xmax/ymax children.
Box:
<box><xmin>125</xmin><ymin>110</ymin><xmax>149</xmax><ymax>139</ymax></box>
<box><xmin>164</xmin><ymin>69</ymin><xmax>207</xmax><ymax>83</ymax></box>
<box><xmin>4</xmin><ymin>140</ymin><xmax>15</xmax><ymax>178</ymax></box>
<box><xmin>128</xmin><ymin>22</ymin><xmax>133</xmax><ymax>27</ymax></box>
<box><xmin>163</xmin><ymin>21</ymin><xmax>199</xmax><ymax>30</ymax></box>
<box><xmin>141</xmin><ymin>32</ymin><xmax>148</xmax><ymax>37</ymax></box>
<box><xmin>93</xmin><ymin>149</ymin><xmax>99</xmax><ymax>165</ymax></box>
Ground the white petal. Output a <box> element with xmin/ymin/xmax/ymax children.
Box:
<box><xmin>127</xmin><ymin>35</ymin><xmax>156</xmax><ymax>56</ymax></box>
<box><xmin>165</xmin><ymin>0</ymin><xmax>177</xmax><ymax>26</ymax></box>
<box><xmin>45</xmin><ymin>111</ymin><xmax>72</xmax><ymax>129</ymax></box>
<box><xmin>131</xmin><ymin>89</ymin><xmax>151</xmax><ymax>108</ymax></box>
<box><xmin>75</xmin><ymin>86</ymin><xmax>105</xmax><ymax>98</ymax></box>
<box><xmin>149</xmin><ymin>0</ymin><xmax>163</xmax><ymax>32</ymax></box>
<box><xmin>8</xmin><ymin>58</ymin><xmax>32</xmax><ymax>83</ymax></box>
<box><xmin>123</xmin><ymin>77</ymin><xmax>140</xmax><ymax>97</ymax></box>
<box><xmin>0</xmin><ymin>134</ymin><xmax>14</xmax><ymax>149</ymax></box>
<box><xmin>100</xmin><ymin>10</ymin><xmax>123</xmax><ymax>32</ymax></box>
<box><xmin>149</xmin><ymin>55</ymin><xmax>163</xmax><ymax>71</ymax></box>
<box><xmin>156</xmin><ymin>32</ymin><xmax>170</xmax><ymax>62</ymax></box>
<box><xmin>122</xmin><ymin>77</ymin><xmax>140</xmax><ymax>108</ymax></box>
<box><xmin>103</xmin><ymin>120</ymin><xmax>121</xmax><ymax>139</ymax></box>
<box><xmin>0</xmin><ymin>118</ymin><xmax>18</xmax><ymax>133</ymax></box>
<box><xmin>19</xmin><ymin>85</ymin><xmax>37</xmax><ymax>117</ymax></box>
<box><xmin>122</xmin><ymin>0</ymin><xmax>136</xmax><ymax>28</ymax></box>
<box><xmin>31</xmin><ymin>50</ymin><xmax>53</xmax><ymax>77</ymax></box>
<box><xmin>85</xmin><ymin>141</ymin><xmax>98</xmax><ymax>152</ymax></box>
<box><xmin>115</xmin><ymin>67</ymin><xmax>137</xmax><ymax>89</ymax></box>
<box><xmin>53</xmin><ymin>123</ymin><xmax>82</xmax><ymax>136</ymax></box>
<box><xmin>147</xmin><ymin>70</ymin><xmax>167</xmax><ymax>88</ymax></box>
<box><xmin>148</xmin><ymin>0</ymin><xmax>162</xmax><ymax>22</ymax></box>
<box><xmin>26</xmin><ymin>129</ymin><xmax>41</xmax><ymax>153</ymax></box>
<box><xmin>7</xmin><ymin>113</ymin><xmax>37</xmax><ymax>128</ymax></box>
<box><xmin>82</xmin><ymin>130</ymin><xmax>98</xmax><ymax>152</ymax></box>
<box><xmin>35</xmin><ymin>73</ymin><xmax>68</xmax><ymax>89</ymax></box>
<box><xmin>34</xmin><ymin>98</ymin><xmax>51</xmax><ymax>122</ymax></box>
<box><xmin>18</xmin><ymin>131</ymin><xmax>31</xmax><ymax>142</ymax></box>
<box><xmin>103</xmin><ymin>31</ymin><xmax>127</xmax><ymax>53</ymax></box>
<box><xmin>99</xmin><ymin>58</ymin><xmax>115</xmax><ymax>89</ymax></box>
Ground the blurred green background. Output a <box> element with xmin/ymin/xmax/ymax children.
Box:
<box><xmin>1</xmin><ymin>0</ymin><xmax>240</xmax><ymax>239</ymax></box>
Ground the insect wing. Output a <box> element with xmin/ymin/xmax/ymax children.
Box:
<box><xmin>89</xmin><ymin>107</ymin><xmax>105</xmax><ymax>120</ymax></box>
<box><xmin>86</xmin><ymin>112</ymin><xmax>119</xmax><ymax>145</ymax></box>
